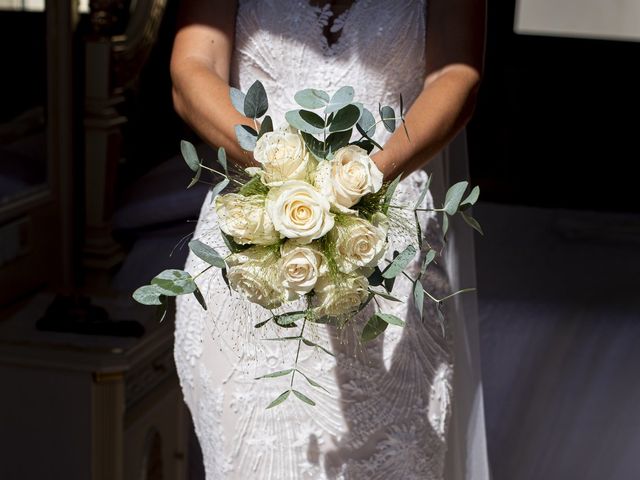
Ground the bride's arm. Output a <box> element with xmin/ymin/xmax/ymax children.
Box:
<box><xmin>170</xmin><ymin>0</ymin><xmax>257</xmax><ymax>167</ymax></box>
<box><xmin>372</xmin><ymin>0</ymin><xmax>486</xmax><ymax>180</ymax></box>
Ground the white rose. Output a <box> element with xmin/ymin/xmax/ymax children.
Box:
<box><xmin>314</xmin><ymin>145</ymin><xmax>384</xmax><ymax>213</ymax></box>
<box><xmin>215</xmin><ymin>193</ymin><xmax>279</xmax><ymax>245</ymax></box>
<box><xmin>332</xmin><ymin>213</ymin><xmax>389</xmax><ymax>273</ymax></box>
<box><xmin>253</xmin><ymin>126</ymin><xmax>313</xmax><ymax>185</ymax></box>
<box><xmin>313</xmin><ymin>274</ymin><xmax>369</xmax><ymax>318</ymax></box>
<box><xmin>265</xmin><ymin>180</ymin><xmax>334</xmax><ymax>244</ymax></box>
<box><xmin>279</xmin><ymin>242</ymin><xmax>326</xmax><ymax>300</ymax></box>
<box><xmin>226</xmin><ymin>247</ymin><xmax>284</xmax><ymax>309</ymax></box>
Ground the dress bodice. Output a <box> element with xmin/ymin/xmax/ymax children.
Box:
<box><xmin>231</xmin><ymin>0</ymin><xmax>428</xmax><ymax>142</ymax></box>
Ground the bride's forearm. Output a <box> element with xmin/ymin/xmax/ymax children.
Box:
<box><xmin>171</xmin><ymin>57</ymin><xmax>258</xmax><ymax>168</ymax></box>
<box><xmin>372</xmin><ymin>64</ymin><xmax>481</xmax><ymax>180</ymax></box>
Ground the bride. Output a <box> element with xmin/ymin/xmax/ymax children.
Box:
<box><xmin>170</xmin><ymin>0</ymin><xmax>489</xmax><ymax>478</ymax></box>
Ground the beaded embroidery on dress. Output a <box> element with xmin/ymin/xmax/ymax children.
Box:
<box><xmin>174</xmin><ymin>1</ymin><xmax>463</xmax><ymax>478</ymax></box>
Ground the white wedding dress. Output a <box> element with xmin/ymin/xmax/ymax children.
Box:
<box><xmin>174</xmin><ymin>1</ymin><xmax>491</xmax><ymax>479</ymax></box>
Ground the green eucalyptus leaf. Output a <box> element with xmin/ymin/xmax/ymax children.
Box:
<box><xmin>302</xmin><ymin>338</ymin><xmax>335</xmax><ymax>356</ymax></box>
<box><xmin>328</xmin><ymin>104</ymin><xmax>361</xmax><ymax>133</ymax></box>
<box><xmin>461</xmin><ymin>211</ymin><xmax>484</xmax><ymax>235</ymax></box>
<box><xmin>420</xmin><ymin>249</ymin><xmax>437</xmax><ymax>276</ymax></box>
<box><xmin>294</xmin><ymin>88</ymin><xmax>330</xmax><ymax>109</ymax></box>
<box><xmin>266</xmin><ymin>390</ymin><xmax>291</xmax><ymax>409</ymax></box>
<box><xmin>300</xmin><ymin>131</ymin><xmax>327</xmax><ymax>160</ymax></box>
<box><xmin>272</xmin><ymin>311</ymin><xmax>306</xmax><ymax>326</ymax></box>
<box><xmin>368</xmin><ymin>267</ymin><xmax>384</xmax><ymax>287</ymax></box>
<box><xmin>400</xmin><ymin>93</ymin><xmax>410</xmax><ymax>140</ymax></box>
<box><xmin>402</xmin><ymin>119</ymin><xmax>411</xmax><ymax>142</ymax></box>
<box><xmin>444</xmin><ymin>181</ymin><xmax>469</xmax><ymax>215</ymax></box>
<box><xmin>355</xmin><ymin>123</ymin><xmax>383</xmax><ymax>150</ymax></box>
<box><xmin>413</xmin><ymin>281</ymin><xmax>424</xmax><ymax>318</ymax></box>
<box><xmin>180</xmin><ymin>140</ymin><xmax>200</xmax><ymax>172</ymax></box>
<box><xmin>264</xmin><ymin>335</ymin><xmax>302</xmax><ymax>341</ymax></box>
<box><xmin>217</xmin><ymin>147</ymin><xmax>228</xmax><ymax>174</ymax></box>
<box><xmin>298</xmin><ymin>371</ymin><xmax>330</xmax><ymax>393</ymax></box>
<box><xmin>376</xmin><ymin>312</ymin><xmax>406</xmax><ymax>327</ymax></box>
<box><xmin>235</xmin><ymin>124</ymin><xmax>258</xmax><ymax>151</ymax></box>
<box><xmin>379</xmin><ymin>105</ymin><xmax>396</xmax><ymax>132</ymax></box>
<box><xmin>188</xmin><ymin>239</ymin><xmax>226</xmax><ymax>268</ymax></box>
<box><xmin>361</xmin><ymin>313</ymin><xmax>388</xmax><ymax>342</ymax></box>
<box><xmin>187</xmin><ymin>165</ymin><xmax>201</xmax><ymax>189</ymax></box>
<box><xmin>157</xmin><ymin>296</ymin><xmax>168</xmax><ymax>323</ymax></box>
<box><xmin>461</xmin><ymin>185</ymin><xmax>480</xmax><ymax>207</ymax></box>
<box><xmin>384</xmin><ymin>276</ymin><xmax>396</xmax><ymax>293</ymax></box>
<box><xmin>300</xmin><ymin>110</ymin><xmax>326</xmax><ymax>129</ymax></box>
<box><xmin>193</xmin><ymin>287</ymin><xmax>207</xmax><ymax>310</ymax></box>
<box><xmin>285</xmin><ymin>110</ymin><xmax>325</xmax><ymax>135</ymax></box>
<box><xmin>414</xmin><ymin>173</ymin><xmax>432</xmax><ymax>209</ymax></box>
<box><xmin>133</xmin><ymin>284</ymin><xmax>163</xmax><ymax>306</ymax></box>
<box><xmin>382</xmin><ymin>251</ymin><xmax>399</xmax><ymax>291</ymax></box>
<box><xmin>229</xmin><ymin>87</ymin><xmax>246</xmax><ymax>115</ymax></box>
<box><xmin>151</xmin><ymin>269</ymin><xmax>197</xmax><ymax>296</ymax></box>
<box><xmin>210</xmin><ymin>177</ymin><xmax>230</xmax><ymax>201</ymax></box>
<box><xmin>292</xmin><ymin>389</ymin><xmax>316</xmax><ymax>406</ymax></box>
<box><xmin>276</xmin><ymin>322</ymin><xmax>298</xmax><ymax>328</ymax></box>
<box><xmin>349</xmin><ymin>102</ymin><xmax>365</xmax><ymax>129</ymax></box>
<box><xmin>255</xmin><ymin>369</ymin><xmax>293</xmax><ymax>380</ymax></box>
<box><xmin>372</xmin><ymin>290</ymin><xmax>402</xmax><ymax>302</ymax></box>
<box><xmin>220</xmin><ymin>231</ymin><xmax>249</xmax><ymax>253</ymax></box>
<box><xmin>254</xmin><ymin>318</ymin><xmax>271</xmax><ymax>328</ymax></box>
<box><xmin>351</xmin><ymin>139</ymin><xmax>375</xmax><ymax>154</ymax></box>
<box><xmin>325</xmin><ymin>86</ymin><xmax>355</xmax><ymax>114</ymax></box>
<box><xmin>244</xmin><ymin>80</ymin><xmax>268</xmax><ymax>118</ymax></box>
<box><xmin>326</xmin><ymin>130</ymin><xmax>352</xmax><ymax>151</ymax></box>
<box><xmin>382</xmin><ymin>245</ymin><xmax>416</xmax><ymax>279</ymax></box>
<box><xmin>382</xmin><ymin>174</ymin><xmax>402</xmax><ymax>214</ymax></box>
<box><xmin>258</xmin><ymin>115</ymin><xmax>273</xmax><ymax>139</ymax></box>
<box><xmin>221</xmin><ymin>267</ymin><xmax>230</xmax><ymax>292</ymax></box>
<box><xmin>442</xmin><ymin>214</ymin><xmax>450</xmax><ymax>236</ymax></box>
<box><xmin>357</xmin><ymin>108</ymin><xmax>376</xmax><ymax>137</ymax></box>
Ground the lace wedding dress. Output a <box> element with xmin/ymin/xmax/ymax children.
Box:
<box><xmin>174</xmin><ymin>1</ymin><xmax>491</xmax><ymax>478</ymax></box>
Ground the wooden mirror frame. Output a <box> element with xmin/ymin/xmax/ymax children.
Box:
<box><xmin>0</xmin><ymin>1</ymin><xmax>77</xmax><ymax>305</ymax></box>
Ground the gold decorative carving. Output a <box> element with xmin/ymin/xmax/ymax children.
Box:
<box><xmin>89</xmin><ymin>0</ymin><xmax>131</xmax><ymax>37</ymax></box>
<box><xmin>113</xmin><ymin>0</ymin><xmax>167</xmax><ymax>89</ymax></box>
<box><xmin>94</xmin><ymin>371</ymin><xmax>125</xmax><ymax>383</ymax></box>
<box><xmin>83</xmin><ymin>0</ymin><xmax>167</xmax><ymax>275</ymax></box>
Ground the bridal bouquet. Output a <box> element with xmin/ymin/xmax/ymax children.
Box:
<box><xmin>134</xmin><ymin>81</ymin><xmax>482</xmax><ymax>408</ymax></box>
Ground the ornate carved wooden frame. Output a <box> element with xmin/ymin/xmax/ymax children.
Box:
<box><xmin>0</xmin><ymin>2</ymin><xmax>78</xmax><ymax>304</ymax></box>
<box><xmin>83</xmin><ymin>0</ymin><xmax>167</xmax><ymax>276</ymax></box>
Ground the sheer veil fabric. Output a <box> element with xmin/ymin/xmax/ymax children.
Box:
<box><xmin>430</xmin><ymin>129</ymin><xmax>492</xmax><ymax>480</ymax></box>
<box><xmin>174</xmin><ymin>1</ymin><xmax>491</xmax><ymax>478</ymax></box>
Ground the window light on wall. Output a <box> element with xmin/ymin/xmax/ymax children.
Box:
<box><xmin>515</xmin><ymin>0</ymin><xmax>640</xmax><ymax>42</ymax></box>
<box><xmin>0</xmin><ymin>0</ymin><xmax>89</xmax><ymax>13</ymax></box>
